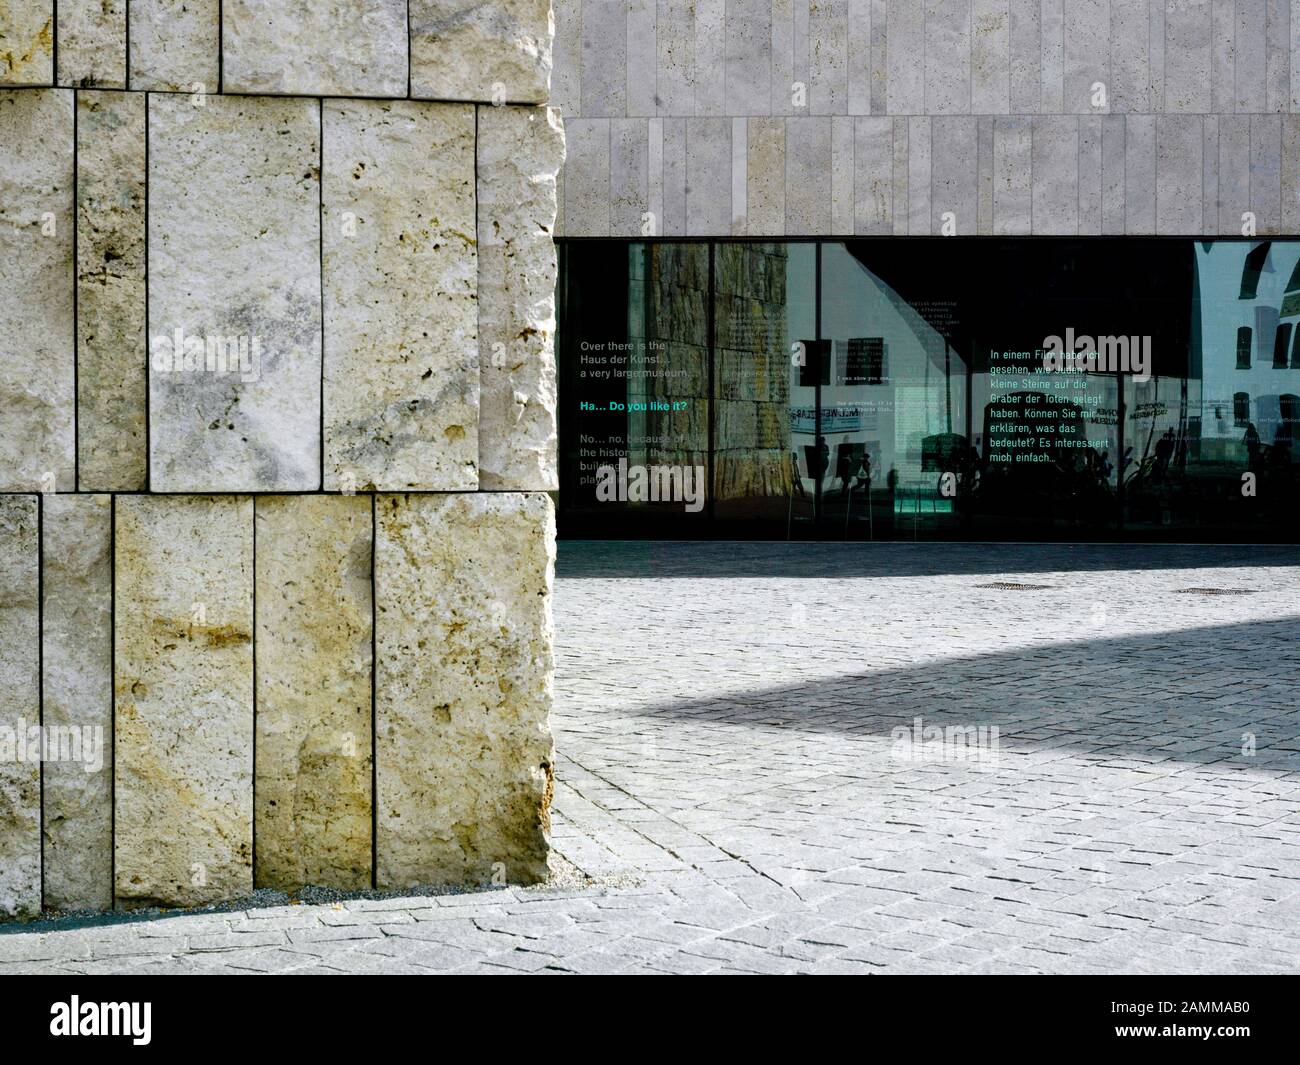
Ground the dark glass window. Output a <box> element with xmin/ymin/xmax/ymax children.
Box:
<box><xmin>558</xmin><ymin>239</ymin><xmax>1300</xmax><ymax>543</ymax></box>
<box><xmin>1240</xmin><ymin>242</ymin><xmax>1271</xmax><ymax>299</ymax></box>
<box><xmin>1234</xmin><ymin>392</ymin><xmax>1251</xmax><ymax>427</ymax></box>
<box><xmin>1275</xmin><ymin>324</ymin><xmax>1293</xmax><ymax>368</ymax></box>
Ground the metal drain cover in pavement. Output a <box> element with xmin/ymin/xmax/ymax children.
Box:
<box><xmin>975</xmin><ymin>581</ymin><xmax>1055</xmax><ymax>590</ymax></box>
<box><xmin>1173</xmin><ymin>587</ymin><xmax>1257</xmax><ymax>596</ymax></box>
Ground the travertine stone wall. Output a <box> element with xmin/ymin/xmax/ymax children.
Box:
<box><xmin>41</xmin><ymin>494</ymin><xmax>113</xmax><ymax>912</ymax></box>
<box><xmin>376</xmin><ymin>492</ymin><xmax>555</xmax><ymax>888</ymax></box>
<box><xmin>553</xmin><ymin>1</ymin><xmax>1300</xmax><ymax>237</ymax></box>
<box><xmin>0</xmin><ymin>1</ymin><xmax>562</xmax><ymax>918</ymax></box>
<box><xmin>0</xmin><ymin>496</ymin><xmax>39</xmax><ymax>919</ymax></box>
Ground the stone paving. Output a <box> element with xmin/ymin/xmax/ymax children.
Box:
<box><xmin>3</xmin><ymin>542</ymin><xmax>1298</xmax><ymax>974</ymax></box>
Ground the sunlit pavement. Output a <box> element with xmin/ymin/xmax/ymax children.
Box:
<box><xmin>4</xmin><ymin>542</ymin><xmax>1298</xmax><ymax>974</ymax></box>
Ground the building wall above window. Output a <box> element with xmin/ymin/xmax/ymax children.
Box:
<box><xmin>551</xmin><ymin>3</ymin><xmax>1300</xmax><ymax>238</ymax></box>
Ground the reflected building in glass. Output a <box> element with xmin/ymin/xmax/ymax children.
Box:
<box><xmin>559</xmin><ymin>238</ymin><xmax>1300</xmax><ymax>542</ymax></box>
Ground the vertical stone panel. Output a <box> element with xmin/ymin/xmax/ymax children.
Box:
<box><xmin>1217</xmin><ymin>115</ymin><xmax>1250</xmax><ymax>233</ymax></box>
<box><xmin>687</xmin><ymin>117</ymin><xmax>732</xmax><ymax>234</ymax></box>
<box><xmin>891</xmin><ymin>116</ymin><xmax>909</xmax><ymax>233</ymax></box>
<box><xmin>1164</xmin><ymin>0</ymin><xmax>1212</xmax><ymax>114</ymax></box>
<box><xmin>972</xmin><ymin>0</ymin><xmax>1011</xmax><ymax>115</ymax></box>
<box><xmin>1157</xmin><ymin>115</ymin><xmax>1204</xmax><ymax>234</ymax></box>
<box><xmin>906</xmin><ymin>116</ymin><xmax>931</xmax><ymax>233</ymax></box>
<box><xmin>694</xmin><ymin>0</ymin><xmax>726</xmax><ymax>115</ymax></box>
<box><xmin>57</xmin><ymin>0</ymin><xmax>126</xmax><ymax>88</ymax></box>
<box><xmin>128</xmin><ymin>0</ymin><xmax>219</xmax><ymax>92</ymax></box>
<box><xmin>1032</xmin><ymin>116</ymin><xmax>1078</xmax><ymax>234</ymax></box>
<box><xmin>1062</xmin><ymin>0</ymin><xmax>1108</xmax><ymax>114</ymax></box>
<box><xmin>577</xmin><ymin>0</ymin><xmax>625</xmax><ymax>117</ymax></box>
<box><xmin>1282</xmin><ymin>116</ymin><xmax>1300</xmax><ymax>234</ymax></box>
<box><xmin>375</xmin><ymin>493</ymin><xmax>555</xmax><ymax>889</ymax></box>
<box><xmin>1038</xmin><ymin>0</ymin><xmax>1064</xmax><ymax>113</ymax></box>
<box><xmin>854</xmin><ymin>116</ymin><xmax>892</xmax><ymax>233</ymax></box>
<box><xmin>847</xmin><ymin>0</ymin><xmax>872</xmax><ymax>115</ymax></box>
<box><xmin>931</xmin><ymin>116</ymin><xmax>976</xmax><ymax>234</ymax></box>
<box><xmin>731</xmin><ymin>118</ymin><xmax>748</xmax><ymax>230</ymax></box>
<box><xmin>41</xmin><ymin>494</ymin><xmax>112</xmax><ymax>912</ymax></box>
<box><xmin>748</xmin><ymin>117</ymin><xmax>786</xmax><ymax>235</ymax></box>
<box><xmin>411</xmin><ymin>0</ymin><xmax>553</xmax><ymax>103</ymax></box>
<box><xmin>809</xmin><ymin>0</ymin><xmax>848</xmax><ymax>115</ymax></box>
<box><xmin>0</xmin><ymin>89</ymin><xmax>73</xmax><ymax>494</ymax></box>
<box><xmin>255</xmin><ymin>496</ymin><xmax>373</xmax><ymax>892</ymax></box>
<box><xmin>785</xmin><ymin>117</ymin><xmax>832</xmax><ymax>234</ymax></box>
<box><xmin>0</xmin><ymin>495</ymin><xmax>39</xmax><ymax>919</ymax></box>
<box><xmin>1234</xmin><ymin>0</ymin><xmax>1267</xmax><ymax>113</ymax></box>
<box><xmin>830</xmin><ymin>116</ymin><xmax>855</xmax><ymax>234</ymax></box>
<box><xmin>1264</xmin><ymin>0</ymin><xmax>1288</xmax><ymax>115</ymax></box>
<box><xmin>610</xmin><ymin>118</ymin><xmax>649</xmax><ymax>235</ymax></box>
<box><xmin>887</xmin><ymin>1</ymin><xmax>924</xmax><ymax>113</ymax></box>
<box><xmin>870</xmin><ymin>0</ymin><xmax>887</xmax><ymax>114</ymax></box>
<box><xmin>726</xmin><ymin>0</ymin><xmax>771</xmax><ymax>116</ymax></box>
<box><xmin>1203</xmin><ymin>115</ymin><xmax>1220</xmax><ymax>233</ymax></box>
<box><xmin>976</xmin><ymin>115</ymin><xmax>994</xmax><ymax>233</ymax></box>
<box><xmin>1249</xmin><ymin>114</ymin><xmax>1282</xmax><ymax>235</ymax></box>
<box><xmin>478</xmin><ymin>104</ymin><xmax>564</xmax><ymax>491</ymax></box>
<box><xmin>0</xmin><ymin>0</ymin><xmax>52</xmax><ymax>84</ymax></box>
<box><xmin>552</xmin><ymin>0</ymin><xmax>582</xmax><ymax>117</ymax></box>
<box><xmin>657</xmin><ymin>0</ymin><xmax>695</xmax><ymax>116</ymax></box>
<box><xmin>925</xmin><ymin>0</ymin><xmax>971</xmax><ymax>115</ymax></box>
<box><xmin>1149</xmin><ymin>0</ymin><xmax>1166</xmax><ymax>113</ymax></box>
<box><xmin>648</xmin><ymin>116</ymin><xmax>664</xmax><ymax>230</ymax></box>
<box><xmin>222</xmin><ymin>0</ymin><xmax>408</xmax><ymax>97</ymax></box>
<box><xmin>627</xmin><ymin>0</ymin><xmax>659</xmax><ymax>117</ymax></box>
<box><xmin>148</xmin><ymin>94</ymin><xmax>321</xmax><ymax>492</ymax></box>
<box><xmin>993</xmin><ymin>115</ymin><xmax>1031</xmax><ymax>234</ymax></box>
<box><xmin>1101</xmin><ymin>113</ymin><xmax>1127</xmax><ymax>232</ymax></box>
<box><xmin>1211</xmin><ymin>0</ymin><xmax>1235</xmax><ymax>115</ymax></box>
<box><xmin>322</xmin><ymin>99</ymin><xmax>477</xmax><ymax>492</ymax></box>
<box><xmin>77</xmin><ymin>90</ymin><xmax>146</xmax><ymax>492</ymax></box>
<box><xmin>1007</xmin><ymin>0</ymin><xmax>1040</xmax><ymax>112</ymax></box>
<box><xmin>1079</xmin><ymin>115</ymin><xmax>1102</xmax><ymax>234</ymax></box>
<box><xmin>662</xmin><ymin>118</ymin><xmax>687</xmax><ymax>235</ymax></box>
<box><xmin>1110</xmin><ymin>0</ymin><xmax>1151</xmax><ymax>112</ymax></box>
<box><xmin>563</xmin><ymin>118</ymin><xmax>610</xmax><ymax>235</ymax></box>
<box><xmin>1292</xmin><ymin>0</ymin><xmax>1300</xmax><ymax>113</ymax></box>
<box><xmin>1125</xmin><ymin>113</ymin><xmax>1156</xmax><ymax>233</ymax></box>
<box><xmin>114</xmin><ymin>495</ymin><xmax>254</xmax><ymax>908</ymax></box>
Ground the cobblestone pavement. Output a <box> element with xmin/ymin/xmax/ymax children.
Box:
<box><xmin>3</xmin><ymin>543</ymin><xmax>1298</xmax><ymax>974</ymax></box>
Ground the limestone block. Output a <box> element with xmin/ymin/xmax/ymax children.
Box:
<box><xmin>78</xmin><ymin>90</ymin><xmax>146</xmax><ymax>492</ymax></box>
<box><xmin>255</xmin><ymin>495</ymin><xmax>373</xmax><ymax>892</ymax></box>
<box><xmin>477</xmin><ymin>105</ymin><xmax>564</xmax><ymax>491</ymax></box>
<box><xmin>128</xmin><ymin>0</ymin><xmax>219</xmax><ymax>92</ymax></box>
<box><xmin>148</xmin><ymin>94</ymin><xmax>321</xmax><ymax>492</ymax></box>
<box><xmin>114</xmin><ymin>496</ymin><xmax>254</xmax><ymax>909</ymax></box>
<box><xmin>0</xmin><ymin>496</ymin><xmax>39</xmax><ymax>919</ymax></box>
<box><xmin>322</xmin><ymin>100</ymin><xmax>477</xmax><ymax>491</ymax></box>
<box><xmin>57</xmin><ymin>0</ymin><xmax>126</xmax><ymax>87</ymax></box>
<box><xmin>223</xmin><ymin>0</ymin><xmax>408</xmax><ymax>97</ymax></box>
<box><xmin>0</xmin><ymin>0</ymin><xmax>52</xmax><ymax>84</ymax></box>
<box><xmin>0</xmin><ymin>89</ymin><xmax>73</xmax><ymax>493</ymax></box>
<box><xmin>375</xmin><ymin>492</ymin><xmax>555</xmax><ymax>888</ymax></box>
<box><xmin>410</xmin><ymin>0</ymin><xmax>552</xmax><ymax>103</ymax></box>
<box><xmin>42</xmin><ymin>495</ymin><xmax>113</xmax><ymax>912</ymax></box>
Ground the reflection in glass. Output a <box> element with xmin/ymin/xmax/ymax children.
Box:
<box><xmin>558</xmin><ymin>238</ymin><xmax>1300</xmax><ymax>542</ymax></box>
